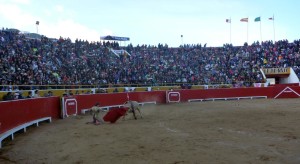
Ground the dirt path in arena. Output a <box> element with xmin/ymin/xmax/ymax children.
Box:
<box><xmin>1</xmin><ymin>99</ymin><xmax>300</xmax><ymax>164</ymax></box>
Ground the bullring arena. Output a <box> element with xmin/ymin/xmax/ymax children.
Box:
<box><xmin>1</xmin><ymin>90</ymin><xmax>300</xmax><ymax>163</ymax></box>
<box><xmin>2</xmin><ymin>1</ymin><xmax>300</xmax><ymax>163</ymax></box>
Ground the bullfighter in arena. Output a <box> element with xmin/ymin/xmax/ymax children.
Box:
<box><xmin>87</xmin><ymin>102</ymin><xmax>106</xmax><ymax>125</ymax></box>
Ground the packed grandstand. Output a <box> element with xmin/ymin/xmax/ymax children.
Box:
<box><xmin>1</xmin><ymin>28</ymin><xmax>300</xmax><ymax>93</ymax></box>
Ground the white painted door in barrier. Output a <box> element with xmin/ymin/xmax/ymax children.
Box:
<box><xmin>167</xmin><ymin>91</ymin><xmax>180</xmax><ymax>103</ymax></box>
<box><xmin>61</xmin><ymin>97</ymin><xmax>78</xmax><ymax>118</ymax></box>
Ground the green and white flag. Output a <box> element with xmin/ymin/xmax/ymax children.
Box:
<box><xmin>254</xmin><ymin>17</ymin><xmax>261</xmax><ymax>22</ymax></box>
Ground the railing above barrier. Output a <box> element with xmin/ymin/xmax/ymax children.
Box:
<box><xmin>188</xmin><ymin>96</ymin><xmax>267</xmax><ymax>102</ymax></box>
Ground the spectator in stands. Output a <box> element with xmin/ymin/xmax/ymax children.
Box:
<box><xmin>1</xmin><ymin>28</ymin><xmax>300</xmax><ymax>90</ymax></box>
<box><xmin>26</xmin><ymin>91</ymin><xmax>33</xmax><ymax>98</ymax></box>
<box><xmin>15</xmin><ymin>91</ymin><xmax>24</xmax><ymax>99</ymax></box>
<box><xmin>113</xmin><ymin>88</ymin><xmax>118</xmax><ymax>93</ymax></box>
<box><xmin>2</xmin><ymin>92</ymin><xmax>14</xmax><ymax>101</ymax></box>
<box><xmin>33</xmin><ymin>90</ymin><xmax>40</xmax><ymax>98</ymax></box>
<box><xmin>69</xmin><ymin>90</ymin><xmax>74</xmax><ymax>96</ymax></box>
<box><xmin>75</xmin><ymin>90</ymin><xmax>80</xmax><ymax>95</ymax></box>
<box><xmin>62</xmin><ymin>90</ymin><xmax>69</xmax><ymax>97</ymax></box>
<box><xmin>62</xmin><ymin>92</ymin><xmax>68</xmax><ymax>97</ymax></box>
<box><xmin>44</xmin><ymin>91</ymin><xmax>53</xmax><ymax>97</ymax></box>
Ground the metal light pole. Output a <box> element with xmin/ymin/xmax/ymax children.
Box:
<box><xmin>181</xmin><ymin>35</ymin><xmax>183</xmax><ymax>46</ymax></box>
<box><xmin>36</xmin><ymin>21</ymin><xmax>39</xmax><ymax>34</ymax></box>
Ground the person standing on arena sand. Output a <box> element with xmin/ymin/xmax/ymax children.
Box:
<box><xmin>87</xmin><ymin>102</ymin><xmax>106</xmax><ymax>125</ymax></box>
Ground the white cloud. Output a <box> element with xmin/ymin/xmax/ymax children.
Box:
<box><xmin>0</xmin><ymin>3</ymin><xmax>36</xmax><ymax>28</ymax></box>
<box><xmin>0</xmin><ymin>1</ymin><xmax>107</xmax><ymax>42</ymax></box>
<box><xmin>11</xmin><ymin>0</ymin><xmax>30</xmax><ymax>4</ymax></box>
<box><xmin>43</xmin><ymin>9</ymin><xmax>52</xmax><ymax>17</ymax></box>
<box><xmin>41</xmin><ymin>19</ymin><xmax>101</xmax><ymax>42</ymax></box>
<box><xmin>54</xmin><ymin>5</ymin><xmax>64</xmax><ymax>13</ymax></box>
<box><xmin>101</xmin><ymin>29</ymin><xmax>113</xmax><ymax>36</ymax></box>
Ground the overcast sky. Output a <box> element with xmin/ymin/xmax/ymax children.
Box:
<box><xmin>0</xmin><ymin>0</ymin><xmax>299</xmax><ymax>47</ymax></box>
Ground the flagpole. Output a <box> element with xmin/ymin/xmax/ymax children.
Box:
<box><xmin>36</xmin><ymin>24</ymin><xmax>38</xmax><ymax>34</ymax></box>
<box><xmin>230</xmin><ymin>17</ymin><xmax>232</xmax><ymax>44</ymax></box>
<box><xmin>247</xmin><ymin>17</ymin><xmax>249</xmax><ymax>44</ymax></box>
<box><xmin>273</xmin><ymin>14</ymin><xmax>275</xmax><ymax>42</ymax></box>
<box><xmin>36</xmin><ymin>21</ymin><xmax>39</xmax><ymax>34</ymax></box>
<box><xmin>260</xmin><ymin>17</ymin><xmax>262</xmax><ymax>43</ymax></box>
<box><xmin>240</xmin><ymin>17</ymin><xmax>249</xmax><ymax>44</ymax></box>
<box><xmin>181</xmin><ymin>35</ymin><xmax>183</xmax><ymax>46</ymax></box>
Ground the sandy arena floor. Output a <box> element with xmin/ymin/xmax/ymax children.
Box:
<box><xmin>1</xmin><ymin>99</ymin><xmax>300</xmax><ymax>164</ymax></box>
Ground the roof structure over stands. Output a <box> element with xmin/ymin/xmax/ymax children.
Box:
<box><xmin>100</xmin><ymin>35</ymin><xmax>130</xmax><ymax>41</ymax></box>
<box><xmin>100</xmin><ymin>35</ymin><xmax>131</xmax><ymax>57</ymax></box>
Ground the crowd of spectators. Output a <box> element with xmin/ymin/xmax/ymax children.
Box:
<box><xmin>1</xmin><ymin>28</ymin><xmax>300</xmax><ymax>92</ymax></box>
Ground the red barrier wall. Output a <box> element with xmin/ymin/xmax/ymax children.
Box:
<box><xmin>273</xmin><ymin>86</ymin><xmax>300</xmax><ymax>98</ymax></box>
<box><xmin>1</xmin><ymin>86</ymin><xmax>300</xmax><ymax>136</ymax></box>
<box><xmin>172</xmin><ymin>86</ymin><xmax>300</xmax><ymax>102</ymax></box>
<box><xmin>0</xmin><ymin>97</ymin><xmax>61</xmax><ymax>134</ymax></box>
<box><xmin>176</xmin><ymin>87</ymin><xmax>273</xmax><ymax>102</ymax></box>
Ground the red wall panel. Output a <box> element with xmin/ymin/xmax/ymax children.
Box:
<box><xmin>0</xmin><ymin>97</ymin><xmax>61</xmax><ymax>134</ymax></box>
<box><xmin>175</xmin><ymin>87</ymin><xmax>275</xmax><ymax>102</ymax></box>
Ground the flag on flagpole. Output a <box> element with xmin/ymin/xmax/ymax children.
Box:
<box><xmin>268</xmin><ymin>17</ymin><xmax>274</xmax><ymax>20</ymax></box>
<box><xmin>254</xmin><ymin>17</ymin><xmax>261</xmax><ymax>22</ymax></box>
<box><xmin>226</xmin><ymin>19</ymin><xmax>231</xmax><ymax>23</ymax></box>
<box><xmin>240</xmin><ymin>18</ymin><xmax>248</xmax><ymax>22</ymax></box>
